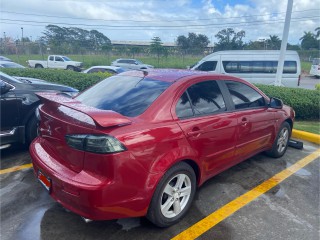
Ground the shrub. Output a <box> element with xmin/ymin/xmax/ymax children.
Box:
<box><xmin>256</xmin><ymin>84</ymin><xmax>320</xmax><ymax>120</ymax></box>
<box><xmin>1</xmin><ymin>68</ymin><xmax>111</xmax><ymax>91</ymax></box>
<box><xmin>1</xmin><ymin>68</ymin><xmax>318</xmax><ymax>120</ymax></box>
<box><xmin>316</xmin><ymin>83</ymin><xmax>320</xmax><ymax>91</ymax></box>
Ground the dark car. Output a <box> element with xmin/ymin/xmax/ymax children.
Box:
<box><xmin>0</xmin><ymin>61</ymin><xmax>25</xmax><ymax>68</ymax></box>
<box><xmin>0</xmin><ymin>71</ymin><xmax>79</xmax><ymax>148</ymax></box>
<box><xmin>30</xmin><ymin>69</ymin><xmax>294</xmax><ymax>227</ymax></box>
<box><xmin>0</xmin><ymin>56</ymin><xmax>12</xmax><ymax>61</ymax></box>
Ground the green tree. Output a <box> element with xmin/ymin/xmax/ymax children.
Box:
<box><xmin>315</xmin><ymin>27</ymin><xmax>320</xmax><ymax>39</ymax></box>
<box><xmin>300</xmin><ymin>31</ymin><xmax>319</xmax><ymax>50</ymax></box>
<box><xmin>43</xmin><ymin>25</ymin><xmax>111</xmax><ymax>54</ymax></box>
<box><xmin>267</xmin><ymin>35</ymin><xmax>281</xmax><ymax>50</ymax></box>
<box><xmin>150</xmin><ymin>36</ymin><xmax>164</xmax><ymax>65</ymax></box>
<box><xmin>175</xmin><ymin>33</ymin><xmax>209</xmax><ymax>55</ymax></box>
<box><xmin>214</xmin><ymin>28</ymin><xmax>245</xmax><ymax>51</ymax></box>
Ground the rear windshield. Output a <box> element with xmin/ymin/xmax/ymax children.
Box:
<box><xmin>76</xmin><ymin>75</ymin><xmax>171</xmax><ymax>117</ymax></box>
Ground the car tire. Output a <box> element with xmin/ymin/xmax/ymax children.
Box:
<box><xmin>67</xmin><ymin>65</ymin><xmax>74</xmax><ymax>71</ymax></box>
<box><xmin>35</xmin><ymin>64</ymin><xmax>43</xmax><ymax>68</ymax></box>
<box><xmin>265</xmin><ymin>122</ymin><xmax>291</xmax><ymax>158</ymax></box>
<box><xmin>147</xmin><ymin>162</ymin><xmax>196</xmax><ymax>227</ymax></box>
<box><xmin>26</xmin><ymin>113</ymin><xmax>39</xmax><ymax>145</ymax></box>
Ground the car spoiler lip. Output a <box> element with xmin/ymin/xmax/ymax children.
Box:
<box><xmin>36</xmin><ymin>92</ymin><xmax>132</xmax><ymax>128</ymax></box>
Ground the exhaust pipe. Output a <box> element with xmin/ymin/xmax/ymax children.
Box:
<box><xmin>81</xmin><ymin>216</ymin><xmax>93</xmax><ymax>223</ymax></box>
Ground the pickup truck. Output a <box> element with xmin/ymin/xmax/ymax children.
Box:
<box><xmin>27</xmin><ymin>55</ymin><xmax>83</xmax><ymax>71</ymax></box>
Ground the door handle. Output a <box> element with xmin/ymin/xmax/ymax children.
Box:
<box><xmin>241</xmin><ymin>117</ymin><xmax>249</xmax><ymax>126</ymax></box>
<box><xmin>187</xmin><ymin>127</ymin><xmax>203</xmax><ymax>137</ymax></box>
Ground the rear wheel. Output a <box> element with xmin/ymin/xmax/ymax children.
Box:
<box><xmin>266</xmin><ymin>122</ymin><xmax>291</xmax><ymax>158</ymax></box>
<box><xmin>35</xmin><ymin>64</ymin><xmax>43</xmax><ymax>69</ymax></box>
<box><xmin>67</xmin><ymin>65</ymin><xmax>75</xmax><ymax>71</ymax></box>
<box><xmin>147</xmin><ymin>162</ymin><xmax>196</xmax><ymax>227</ymax></box>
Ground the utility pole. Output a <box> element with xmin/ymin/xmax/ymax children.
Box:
<box><xmin>275</xmin><ymin>0</ymin><xmax>293</xmax><ymax>86</ymax></box>
<box><xmin>21</xmin><ymin>27</ymin><xmax>24</xmax><ymax>54</ymax></box>
<box><xmin>3</xmin><ymin>32</ymin><xmax>6</xmax><ymax>54</ymax></box>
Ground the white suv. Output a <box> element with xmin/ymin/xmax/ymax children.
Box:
<box><xmin>111</xmin><ymin>59</ymin><xmax>154</xmax><ymax>70</ymax></box>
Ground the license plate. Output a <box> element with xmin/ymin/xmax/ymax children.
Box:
<box><xmin>38</xmin><ymin>170</ymin><xmax>51</xmax><ymax>192</ymax></box>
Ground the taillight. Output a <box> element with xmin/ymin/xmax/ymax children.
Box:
<box><xmin>65</xmin><ymin>134</ymin><xmax>127</xmax><ymax>153</ymax></box>
<box><xmin>298</xmin><ymin>74</ymin><xmax>301</xmax><ymax>86</ymax></box>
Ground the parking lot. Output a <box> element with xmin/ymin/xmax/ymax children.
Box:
<box><xmin>1</xmin><ymin>138</ymin><xmax>319</xmax><ymax>240</ymax></box>
<box><xmin>298</xmin><ymin>74</ymin><xmax>320</xmax><ymax>90</ymax></box>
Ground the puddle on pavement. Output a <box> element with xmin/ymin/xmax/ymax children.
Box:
<box><xmin>13</xmin><ymin>207</ymin><xmax>47</xmax><ymax>240</ymax></box>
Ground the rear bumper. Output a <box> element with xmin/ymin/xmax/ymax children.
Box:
<box><xmin>29</xmin><ymin>137</ymin><xmax>154</xmax><ymax>221</ymax></box>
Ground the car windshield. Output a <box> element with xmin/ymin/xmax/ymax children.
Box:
<box><xmin>62</xmin><ymin>56</ymin><xmax>72</xmax><ymax>61</ymax></box>
<box><xmin>135</xmin><ymin>60</ymin><xmax>143</xmax><ymax>64</ymax></box>
<box><xmin>76</xmin><ymin>75</ymin><xmax>171</xmax><ymax>117</ymax></box>
<box><xmin>0</xmin><ymin>72</ymin><xmax>24</xmax><ymax>83</ymax></box>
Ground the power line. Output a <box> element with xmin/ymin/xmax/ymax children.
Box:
<box><xmin>1</xmin><ymin>9</ymin><xmax>318</xmax><ymax>23</ymax></box>
<box><xmin>1</xmin><ymin>15</ymin><xmax>319</xmax><ymax>29</ymax></box>
<box><xmin>1</xmin><ymin>16</ymin><xmax>318</xmax><ymax>31</ymax></box>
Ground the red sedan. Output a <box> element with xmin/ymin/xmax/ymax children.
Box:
<box><xmin>30</xmin><ymin>69</ymin><xmax>294</xmax><ymax>227</ymax></box>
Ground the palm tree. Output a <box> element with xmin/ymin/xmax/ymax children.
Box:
<box><xmin>315</xmin><ymin>27</ymin><xmax>320</xmax><ymax>39</ymax></box>
<box><xmin>299</xmin><ymin>31</ymin><xmax>318</xmax><ymax>50</ymax></box>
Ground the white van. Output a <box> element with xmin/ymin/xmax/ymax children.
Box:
<box><xmin>191</xmin><ymin>50</ymin><xmax>301</xmax><ymax>87</ymax></box>
<box><xmin>309</xmin><ymin>58</ymin><xmax>320</xmax><ymax>78</ymax></box>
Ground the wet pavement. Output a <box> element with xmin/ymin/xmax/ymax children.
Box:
<box><xmin>298</xmin><ymin>74</ymin><xmax>320</xmax><ymax>90</ymax></box>
<box><xmin>0</xmin><ymin>141</ymin><xmax>319</xmax><ymax>240</ymax></box>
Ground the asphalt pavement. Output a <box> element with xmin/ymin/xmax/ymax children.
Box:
<box><xmin>0</xmin><ymin>139</ymin><xmax>319</xmax><ymax>240</ymax></box>
<box><xmin>298</xmin><ymin>74</ymin><xmax>319</xmax><ymax>90</ymax></box>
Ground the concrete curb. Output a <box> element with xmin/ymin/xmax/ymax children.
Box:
<box><xmin>292</xmin><ymin>129</ymin><xmax>320</xmax><ymax>145</ymax></box>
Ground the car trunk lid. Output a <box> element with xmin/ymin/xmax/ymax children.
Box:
<box><xmin>36</xmin><ymin>92</ymin><xmax>132</xmax><ymax>173</ymax></box>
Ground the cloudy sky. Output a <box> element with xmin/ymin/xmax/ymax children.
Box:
<box><xmin>1</xmin><ymin>0</ymin><xmax>319</xmax><ymax>44</ymax></box>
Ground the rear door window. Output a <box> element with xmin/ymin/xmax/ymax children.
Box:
<box><xmin>176</xmin><ymin>80</ymin><xmax>226</xmax><ymax>118</ymax></box>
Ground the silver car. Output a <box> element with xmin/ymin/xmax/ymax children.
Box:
<box><xmin>111</xmin><ymin>59</ymin><xmax>154</xmax><ymax>70</ymax></box>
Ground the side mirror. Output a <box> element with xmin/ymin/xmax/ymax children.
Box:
<box><xmin>0</xmin><ymin>80</ymin><xmax>12</xmax><ymax>94</ymax></box>
<box><xmin>269</xmin><ymin>97</ymin><xmax>283</xmax><ymax>109</ymax></box>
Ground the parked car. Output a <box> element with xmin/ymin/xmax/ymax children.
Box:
<box><xmin>0</xmin><ymin>56</ymin><xmax>12</xmax><ymax>61</ymax></box>
<box><xmin>0</xmin><ymin>61</ymin><xmax>25</xmax><ymax>68</ymax></box>
<box><xmin>309</xmin><ymin>58</ymin><xmax>320</xmax><ymax>78</ymax></box>
<box><xmin>111</xmin><ymin>58</ymin><xmax>154</xmax><ymax>70</ymax></box>
<box><xmin>0</xmin><ymin>71</ymin><xmax>79</xmax><ymax>148</ymax></box>
<box><xmin>30</xmin><ymin>69</ymin><xmax>294</xmax><ymax>227</ymax></box>
<box><xmin>82</xmin><ymin>66</ymin><xmax>126</xmax><ymax>74</ymax></box>
<box><xmin>191</xmin><ymin>50</ymin><xmax>301</xmax><ymax>87</ymax></box>
<box><xmin>27</xmin><ymin>55</ymin><xmax>83</xmax><ymax>71</ymax></box>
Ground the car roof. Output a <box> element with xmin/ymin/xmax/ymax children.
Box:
<box><xmin>88</xmin><ymin>66</ymin><xmax>122</xmax><ymax>70</ymax></box>
<box><xmin>0</xmin><ymin>61</ymin><xmax>25</xmax><ymax>67</ymax></box>
<box><xmin>115</xmin><ymin>58</ymin><xmax>137</xmax><ymax>61</ymax></box>
<box><xmin>119</xmin><ymin>69</ymin><xmax>229</xmax><ymax>83</ymax></box>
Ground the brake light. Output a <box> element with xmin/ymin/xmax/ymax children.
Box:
<box><xmin>65</xmin><ymin>134</ymin><xmax>127</xmax><ymax>153</ymax></box>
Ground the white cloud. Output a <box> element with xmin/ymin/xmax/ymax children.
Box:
<box><xmin>0</xmin><ymin>0</ymin><xmax>319</xmax><ymax>44</ymax></box>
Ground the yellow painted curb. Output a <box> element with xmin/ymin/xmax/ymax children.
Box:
<box><xmin>292</xmin><ymin>129</ymin><xmax>320</xmax><ymax>145</ymax></box>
